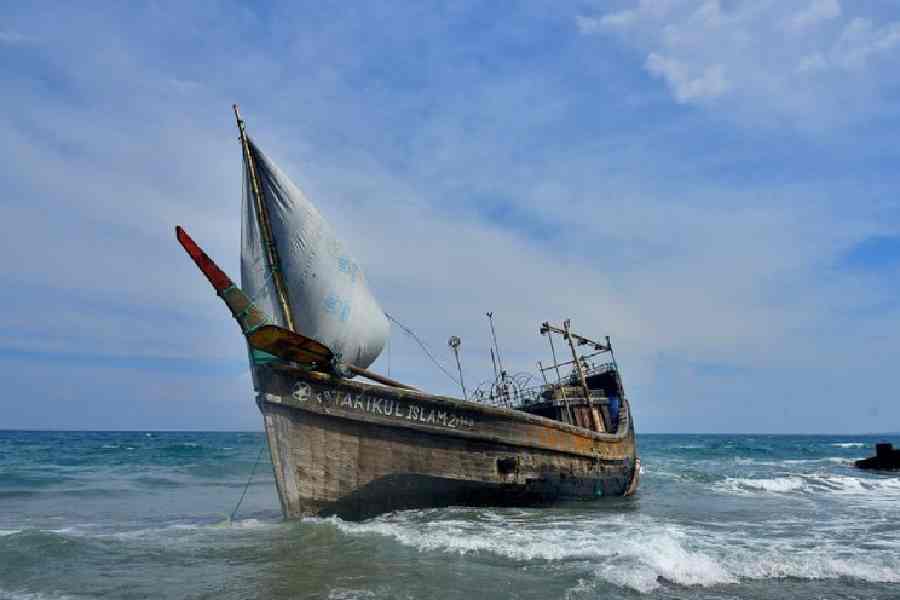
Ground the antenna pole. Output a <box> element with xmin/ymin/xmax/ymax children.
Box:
<box><xmin>563</xmin><ymin>319</ymin><xmax>591</xmax><ymax>400</ymax></box>
<box><xmin>607</xmin><ymin>335</ymin><xmax>625</xmax><ymax>397</ymax></box>
<box><xmin>537</xmin><ymin>361</ymin><xmax>548</xmax><ymax>385</ymax></box>
<box><xmin>448</xmin><ymin>336</ymin><xmax>467</xmax><ymax>400</ymax></box>
<box><xmin>607</xmin><ymin>336</ymin><xmax>617</xmax><ymax>368</ymax></box>
<box><xmin>486</xmin><ymin>312</ymin><xmax>505</xmax><ymax>380</ymax></box>
<box><xmin>233</xmin><ymin>104</ymin><xmax>296</xmax><ymax>332</ymax></box>
<box><xmin>490</xmin><ymin>348</ymin><xmax>499</xmax><ymax>382</ymax></box>
<box><xmin>547</xmin><ymin>330</ymin><xmax>563</xmax><ymax>384</ymax></box>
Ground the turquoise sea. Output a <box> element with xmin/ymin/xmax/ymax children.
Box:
<box><xmin>1</xmin><ymin>431</ymin><xmax>899</xmax><ymax>599</ymax></box>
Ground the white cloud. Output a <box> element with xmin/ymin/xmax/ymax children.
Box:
<box><xmin>645</xmin><ymin>53</ymin><xmax>728</xmax><ymax>102</ymax></box>
<box><xmin>602</xmin><ymin>11</ymin><xmax>637</xmax><ymax>28</ymax></box>
<box><xmin>1</xmin><ymin>2</ymin><xmax>899</xmax><ymax>432</ymax></box>
<box><xmin>0</xmin><ymin>30</ymin><xmax>36</xmax><ymax>45</ymax></box>
<box><xmin>579</xmin><ymin>1</ymin><xmax>900</xmax><ymax>127</ymax></box>
<box><xmin>690</xmin><ymin>1</ymin><xmax>723</xmax><ymax>28</ymax></box>
<box><xmin>787</xmin><ymin>0</ymin><xmax>841</xmax><ymax>32</ymax></box>
<box><xmin>832</xmin><ymin>17</ymin><xmax>900</xmax><ymax>69</ymax></box>
<box><xmin>797</xmin><ymin>52</ymin><xmax>828</xmax><ymax>73</ymax></box>
<box><xmin>575</xmin><ymin>15</ymin><xmax>602</xmax><ymax>34</ymax></box>
<box><xmin>577</xmin><ymin>0</ymin><xmax>677</xmax><ymax>33</ymax></box>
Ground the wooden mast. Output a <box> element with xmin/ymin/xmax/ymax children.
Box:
<box><xmin>541</xmin><ymin>320</ymin><xmax>605</xmax><ymax>432</ymax></box>
<box><xmin>562</xmin><ymin>320</ymin><xmax>591</xmax><ymax>404</ymax></box>
<box><xmin>233</xmin><ymin>104</ymin><xmax>296</xmax><ymax>332</ymax></box>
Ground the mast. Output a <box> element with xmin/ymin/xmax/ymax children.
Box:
<box><xmin>486</xmin><ymin>312</ymin><xmax>505</xmax><ymax>377</ymax></box>
<box><xmin>448</xmin><ymin>336</ymin><xmax>467</xmax><ymax>400</ymax></box>
<box><xmin>540</xmin><ymin>322</ymin><xmax>574</xmax><ymax>425</ymax></box>
<box><xmin>563</xmin><ymin>319</ymin><xmax>591</xmax><ymax>402</ymax></box>
<box><xmin>233</xmin><ymin>104</ymin><xmax>296</xmax><ymax>332</ymax></box>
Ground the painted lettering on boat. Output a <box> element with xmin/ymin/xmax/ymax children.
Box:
<box><xmin>291</xmin><ymin>382</ymin><xmax>475</xmax><ymax>429</ymax></box>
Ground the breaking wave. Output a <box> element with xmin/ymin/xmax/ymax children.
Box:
<box><xmin>832</xmin><ymin>442</ymin><xmax>867</xmax><ymax>448</ymax></box>
<box><xmin>330</xmin><ymin>510</ymin><xmax>900</xmax><ymax>593</ymax></box>
<box><xmin>0</xmin><ymin>591</ymin><xmax>86</xmax><ymax>600</ymax></box>
<box><xmin>716</xmin><ymin>474</ymin><xmax>900</xmax><ymax>497</ymax></box>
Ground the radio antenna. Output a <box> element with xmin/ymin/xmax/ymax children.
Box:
<box><xmin>448</xmin><ymin>336</ymin><xmax>467</xmax><ymax>400</ymax></box>
<box><xmin>486</xmin><ymin>312</ymin><xmax>505</xmax><ymax>382</ymax></box>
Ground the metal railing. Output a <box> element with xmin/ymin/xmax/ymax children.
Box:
<box><xmin>470</xmin><ymin>363</ymin><xmax>621</xmax><ymax>410</ymax></box>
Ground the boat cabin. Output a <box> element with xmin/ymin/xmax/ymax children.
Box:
<box><xmin>469</xmin><ymin>319</ymin><xmax>626</xmax><ymax>434</ymax></box>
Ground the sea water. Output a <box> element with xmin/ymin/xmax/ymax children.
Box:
<box><xmin>1</xmin><ymin>431</ymin><xmax>898</xmax><ymax>599</ymax></box>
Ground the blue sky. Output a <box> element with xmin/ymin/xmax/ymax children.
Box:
<box><xmin>2</xmin><ymin>1</ymin><xmax>900</xmax><ymax>432</ymax></box>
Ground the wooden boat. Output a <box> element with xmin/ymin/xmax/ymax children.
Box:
<box><xmin>176</xmin><ymin>107</ymin><xmax>639</xmax><ymax>520</ymax></box>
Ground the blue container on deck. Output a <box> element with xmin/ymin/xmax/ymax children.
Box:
<box><xmin>609</xmin><ymin>395</ymin><xmax>620</xmax><ymax>431</ymax></box>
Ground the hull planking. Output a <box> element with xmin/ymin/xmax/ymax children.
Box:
<box><xmin>255</xmin><ymin>367</ymin><xmax>639</xmax><ymax>520</ymax></box>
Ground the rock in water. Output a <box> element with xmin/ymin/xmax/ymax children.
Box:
<box><xmin>855</xmin><ymin>443</ymin><xmax>900</xmax><ymax>470</ymax></box>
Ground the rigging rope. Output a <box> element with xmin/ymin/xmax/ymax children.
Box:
<box><xmin>230</xmin><ymin>441</ymin><xmax>267</xmax><ymax>522</ymax></box>
<box><xmin>384</xmin><ymin>313</ymin><xmax>460</xmax><ymax>387</ymax></box>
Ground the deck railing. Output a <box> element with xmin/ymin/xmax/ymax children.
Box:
<box><xmin>472</xmin><ymin>362</ymin><xmax>620</xmax><ymax>410</ymax></box>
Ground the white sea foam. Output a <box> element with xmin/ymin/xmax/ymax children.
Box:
<box><xmin>832</xmin><ymin>442</ymin><xmax>866</xmax><ymax>448</ymax></box>
<box><xmin>31</xmin><ymin>517</ymin><xmax>281</xmax><ymax>543</ymax></box>
<box><xmin>0</xmin><ymin>529</ymin><xmax>21</xmax><ymax>537</ymax></box>
<box><xmin>716</xmin><ymin>473</ymin><xmax>900</xmax><ymax>497</ymax></box>
<box><xmin>332</xmin><ymin>510</ymin><xmax>900</xmax><ymax>593</ymax></box>
<box><xmin>327</xmin><ymin>589</ymin><xmax>378</xmax><ymax>600</ymax></box>
<box><xmin>0</xmin><ymin>591</ymin><xmax>85</xmax><ymax>600</ymax></box>
<box><xmin>734</xmin><ymin>456</ymin><xmax>855</xmax><ymax>467</ymax></box>
<box><xmin>719</xmin><ymin>476</ymin><xmax>806</xmax><ymax>493</ymax></box>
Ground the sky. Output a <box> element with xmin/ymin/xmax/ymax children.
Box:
<box><xmin>2</xmin><ymin>0</ymin><xmax>900</xmax><ymax>433</ymax></box>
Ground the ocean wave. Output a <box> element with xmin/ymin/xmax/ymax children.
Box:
<box><xmin>718</xmin><ymin>477</ymin><xmax>806</xmax><ymax>493</ymax></box>
<box><xmin>731</xmin><ymin>456</ymin><xmax>857</xmax><ymax>467</ymax></box>
<box><xmin>0</xmin><ymin>528</ymin><xmax>105</xmax><ymax>563</ymax></box>
<box><xmin>100</xmin><ymin>517</ymin><xmax>280</xmax><ymax>540</ymax></box>
<box><xmin>327</xmin><ymin>589</ymin><xmax>379</xmax><ymax>600</ymax></box>
<box><xmin>0</xmin><ymin>518</ymin><xmax>281</xmax><ymax>550</ymax></box>
<box><xmin>717</xmin><ymin>474</ymin><xmax>900</xmax><ymax>497</ymax></box>
<box><xmin>832</xmin><ymin>442</ymin><xmax>867</xmax><ymax>448</ymax></box>
<box><xmin>0</xmin><ymin>590</ymin><xmax>85</xmax><ymax>600</ymax></box>
<box><xmin>0</xmin><ymin>491</ymin><xmax>38</xmax><ymax>499</ymax></box>
<box><xmin>162</xmin><ymin>442</ymin><xmax>204</xmax><ymax>452</ymax></box>
<box><xmin>329</xmin><ymin>510</ymin><xmax>900</xmax><ymax>593</ymax></box>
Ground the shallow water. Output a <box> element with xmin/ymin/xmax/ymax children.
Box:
<box><xmin>1</xmin><ymin>431</ymin><xmax>898</xmax><ymax>599</ymax></box>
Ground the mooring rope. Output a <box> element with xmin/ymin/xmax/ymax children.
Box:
<box><xmin>230</xmin><ymin>441</ymin><xmax>267</xmax><ymax>522</ymax></box>
<box><xmin>384</xmin><ymin>313</ymin><xmax>460</xmax><ymax>387</ymax></box>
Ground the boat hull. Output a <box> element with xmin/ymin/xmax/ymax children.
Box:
<box><xmin>256</xmin><ymin>367</ymin><xmax>638</xmax><ymax>520</ymax></box>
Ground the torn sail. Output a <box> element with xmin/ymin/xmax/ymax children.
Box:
<box><xmin>240</xmin><ymin>140</ymin><xmax>388</xmax><ymax>369</ymax></box>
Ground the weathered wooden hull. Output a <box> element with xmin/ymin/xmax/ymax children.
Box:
<box><xmin>255</xmin><ymin>367</ymin><xmax>639</xmax><ymax>520</ymax></box>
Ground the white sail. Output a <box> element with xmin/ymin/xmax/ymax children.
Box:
<box><xmin>240</xmin><ymin>163</ymin><xmax>284</xmax><ymax>329</ymax></box>
<box><xmin>240</xmin><ymin>139</ymin><xmax>388</xmax><ymax>369</ymax></box>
